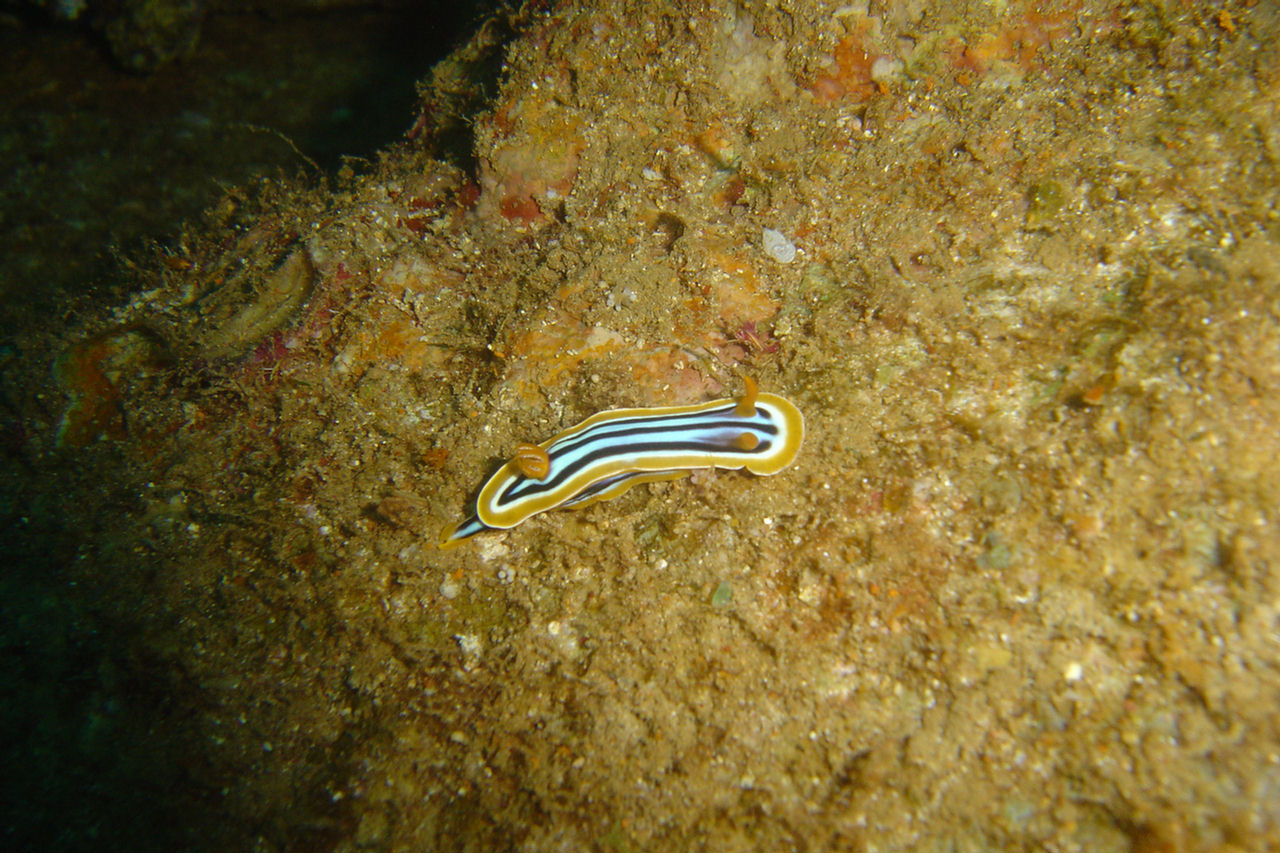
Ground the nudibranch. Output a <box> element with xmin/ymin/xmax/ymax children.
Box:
<box><xmin>439</xmin><ymin>379</ymin><xmax>804</xmax><ymax>547</ymax></box>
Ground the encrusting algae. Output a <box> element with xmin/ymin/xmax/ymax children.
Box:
<box><xmin>9</xmin><ymin>1</ymin><xmax>1280</xmax><ymax>851</ymax></box>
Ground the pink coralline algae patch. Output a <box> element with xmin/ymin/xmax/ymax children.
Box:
<box><xmin>478</xmin><ymin>95</ymin><xmax>585</xmax><ymax>226</ymax></box>
<box><xmin>944</xmin><ymin>9</ymin><xmax>1073</xmax><ymax>81</ymax></box>
<box><xmin>491</xmin><ymin>280</ymin><xmax>744</xmax><ymax>409</ymax></box>
<box><xmin>330</xmin><ymin>261</ymin><xmax>467</xmax><ymax>376</ymax></box>
<box><xmin>625</xmin><ymin>349</ymin><xmax>722</xmax><ymax>404</ymax></box>
<box><xmin>808</xmin><ymin>5</ymin><xmax>1075</xmax><ymax>100</ymax></box>
<box><xmin>707</xmin><ymin>249</ymin><xmax>780</xmax><ymax>330</ymax></box>
<box><xmin>810</xmin><ymin>28</ymin><xmax>890</xmax><ymax>103</ymax></box>
<box><xmin>53</xmin><ymin>328</ymin><xmax>165</xmax><ymax>448</ymax></box>
<box><xmin>496</xmin><ymin>318</ymin><xmax>724</xmax><ymax>410</ymax></box>
<box><xmin>498</xmin><ymin>310</ymin><xmax>627</xmax><ymax>396</ymax></box>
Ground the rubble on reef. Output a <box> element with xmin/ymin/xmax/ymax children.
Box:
<box><xmin>5</xmin><ymin>0</ymin><xmax>1280</xmax><ymax>850</ymax></box>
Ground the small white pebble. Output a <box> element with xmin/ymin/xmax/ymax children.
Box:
<box><xmin>641</xmin><ymin>166</ymin><xmax>662</xmax><ymax>181</ymax></box>
<box><xmin>870</xmin><ymin>56</ymin><xmax>904</xmax><ymax>83</ymax></box>
<box><xmin>1064</xmin><ymin>662</ymin><xmax>1083</xmax><ymax>682</ymax></box>
<box><xmin>455</xmin><ymin>633</ymin><xmax>481</xmax><ymax>657</ymax></box>
<box><xmin>762</xmin><ymin>228</ymin><xmax>797</xmax><ymax>263</ymax></box>
<box><xmin>439</xmin><ymin>578</ymin><xmax>460</xmax><ymax>599</ymax></box>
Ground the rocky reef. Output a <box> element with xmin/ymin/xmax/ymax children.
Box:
<box><xmin>5</xmin><ymin>0</ymin><xmax>1280</xmax><ymax>850</ymax></box>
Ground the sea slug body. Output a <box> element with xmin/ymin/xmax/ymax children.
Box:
<box><xmin>440</xmin><ymin>380</ymin><xmax>804</xmax><ymax>547</ymax></box>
